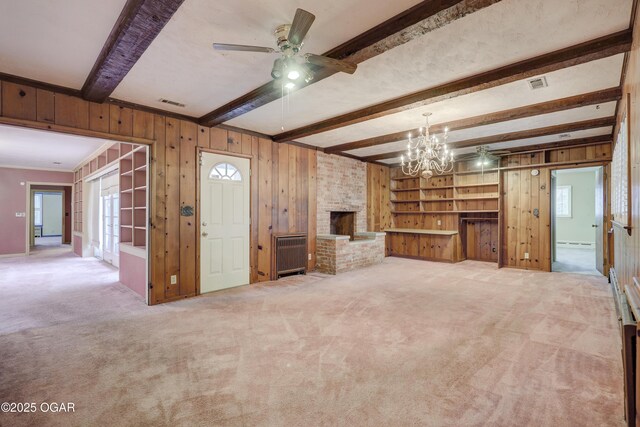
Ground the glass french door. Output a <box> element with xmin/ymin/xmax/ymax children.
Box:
<box><xmin>102</xmin><ymin>193</ymin><xmax>120</xmax><ymax>267</ymax></box>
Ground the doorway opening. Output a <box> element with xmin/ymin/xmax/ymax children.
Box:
<box><xmin>29</xmin><ymin>186</ymin><xmax>72</xmax><ymax>253</ymax></box>
<box><xmin>551</xmin><ymin>166</ymin><xmax>603</xmax><ymax>275</ymax></box>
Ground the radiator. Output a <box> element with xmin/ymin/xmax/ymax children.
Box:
<box><xmin>273</xmin><ymin>234</ymin><xmax>307</xmax><ymax>279</ymax></box>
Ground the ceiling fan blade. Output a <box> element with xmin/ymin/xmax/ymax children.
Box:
<box><xmin>213</xmin><ymin>43</ymin><xmax>276</xmax><ymax>53</ymax></box>
<box><xmin>288</xmin><ymin>8</ymin><xmax>315</xmax><ymax>46</ymax></box>
<box><xmin>305</xmin><ymin>54</ymin><xmax>357</xmax><ymax>74</ymax></box>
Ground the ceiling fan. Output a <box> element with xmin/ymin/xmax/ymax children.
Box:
<box><xmin>213</xmin><ymin>8</ymin><xmax>357</xmax><ymax>90</ymax></box>
<box><xmin>468</xmin><ymin>146</ymin><xmax>510</xmax><ymax>173</ymax></box>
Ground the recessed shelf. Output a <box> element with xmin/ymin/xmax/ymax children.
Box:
<box><xmin>454</xmin><ymin>183</ymin><xmax>499</xmax><ymax>188</ymax></box>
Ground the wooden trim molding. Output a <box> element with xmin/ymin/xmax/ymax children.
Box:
<box><xmin>274</xmin><ymin>30</ymin><xmax>632</xmax><ymax>142</ymax></box>
<box><xmin>81</xmin><ymin>0</ymin><xmax>186</xmax><ymax>102</ymax></box>
<box><xmin>197</xmin><ymin>0</ymin><xmax>501</xmax><ymax>127</ymax></box>
<box><xmin>326</xmin><ymin>87</ymin><xmax>622</xmax><ymax>153</ymax></box>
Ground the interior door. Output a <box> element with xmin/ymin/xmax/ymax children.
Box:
<box><xmin>200</xmin><ymin>152</ymin><xmax>250</xmax><ymax>293</ymax></box>
<box><xmin>595</xmin><ymin>166</ymin><xmax>605</xmax><ymax>275</ymax></box>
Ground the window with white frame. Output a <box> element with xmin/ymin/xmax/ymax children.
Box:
<box><xmin>556</xmin><ymin>185</ymin><xmax>572</xmax><ymax>218</ymax></box>
<box><xmin>209</xmin><ymin>162</ymin><xmax>242</xmax><ymax>181</ymax></box>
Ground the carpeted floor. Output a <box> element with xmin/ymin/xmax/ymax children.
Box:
<box><xmin>0</xmin><ymin>251</ymin><xmax>623</xmax><ymax>426</ymax></box>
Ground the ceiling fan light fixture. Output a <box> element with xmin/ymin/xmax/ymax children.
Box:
<box><xmin>287</xmin><ymin>69</ymin><xmax>300</xmax><ymax>80</ymax></box>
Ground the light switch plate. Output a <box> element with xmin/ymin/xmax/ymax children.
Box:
<box><xmin>170</xmin><ymin>275</ymin><xmax>177</xmax><ymax>285</ymax></box>
<box><xmin>524</xmin><ymin>253</ymin><xmax>530</xmax><ymax>260</ymax></box>
<box><xmin>308</xmin><ymin>253</ymin><xmax>312</xmax><ymax>260</ymax></box>
<box><xmin>15</xmin><ymin>212</ymin><xmax>26</xmax><ymax>217</ymax></box>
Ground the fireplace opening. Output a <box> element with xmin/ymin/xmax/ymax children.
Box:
<box><xmin>330</xmin><ymin>211</ymin><xmax>355</xmax><ymax>240</ymax></box>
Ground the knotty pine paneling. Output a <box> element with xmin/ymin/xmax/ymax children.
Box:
<box><xmin>0</xmin><ymin>78</ymin><xmax>319</xmax><ymax>304</ymax></box>
<box><xmin>613</xmin><ymin>8</ymin><xmax>640</xmax><ymax>289</ymax></box>
<box><xmin>366</xmin><ymin>163</ymin><xmax>392</xmax><ymax>233</ymax></box>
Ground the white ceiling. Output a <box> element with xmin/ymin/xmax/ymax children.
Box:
<box><xmin>0</xmin><ymin>0</ymin><xmax>128</xmax><ymax>89</ymax></box>
<box><xmin>0</xmin><ymin>125</ymin><xmax>112</xmax><ymax>171</ymax></box>
<box><xmin>348</xmin><ymin>101</ymin><xmax>616</xmax><ymax>158</ymax></box>
<box><xmin>226</xmin><ymin>0</ymin><xmax>631</xmax><ymax>135</ymax></box>
<box><xmin>0</xmin><ymin>0</ymin><xmax>632</xmax><ymax>160</ymax></box>
<box><xmin>111</xmin><ymin>0</ymin><xmax>421</xmax><ymax>116</ymax></box>
<box><xmin>298</xmin><ymin>54</ymin><xmax>624</xmax><ymax>149</ymax></box>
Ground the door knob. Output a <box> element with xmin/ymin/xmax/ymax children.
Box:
<box><xmin>202</xmin><ymin>232</ymin><xmax>208</xmax><ymax>237</ymax></box>
<box><xmin>592</xmin><ymin>224</ymin><xmax>598</xmax><ymax>228</ymax></box>
<box><xmin>202</xmin><ymin>222</ymin><xmax>207</xmax><ymax>226</ymax></box>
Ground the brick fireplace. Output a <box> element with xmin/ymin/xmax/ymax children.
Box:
<box><xmin>316</xmin><ymin>153</ymin><xmax>385</xmax><ymax>274</ymax></box>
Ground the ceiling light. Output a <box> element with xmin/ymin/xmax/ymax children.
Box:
<box><xmin>401</xmin><ymin>113</ymin><xmax>454</xmax><ymax>178</ymax></box>
<box><xmin>287</xmin><ymin>70</ymin><xmax>300</xmax><ymax>80</ymax></box>
<box><xmin>284</xmin><ymin>82</ymin><xmax>295</xmax><ymax>89</ymax></box>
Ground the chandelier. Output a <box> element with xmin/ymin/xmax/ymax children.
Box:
<box><xmin>401</xmin><ymin>113</ymin><xmax>454</xmax><ymax>178</ymax></box>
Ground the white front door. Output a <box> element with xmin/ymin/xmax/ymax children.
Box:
<box><xmin>200</xmin><ymin>153</ymin><xmax>250</xmax><ymax>293</ymax></box>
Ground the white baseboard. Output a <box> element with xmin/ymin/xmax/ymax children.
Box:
<box><xmin>0</xmin><ymin>252</ymin><xmax>27</xmax><ymax>259</ymax></box>
<box><xmin>557</xmin><ymin>241</ymin><xmax>595</xmax><ymax>249</ymax></box>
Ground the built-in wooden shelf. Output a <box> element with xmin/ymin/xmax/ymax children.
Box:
<box><xmin>454</xmin><ymin>182</ymin><xmax>499</xmax><ymax>188</ymax></box>
<box><xmin>389</xmin><ymin>161</ymin><xmax>501</xmax><ymax>265</ymax></box>
<box><xmin>385</xmin><ymin>228</ymin><xmax>458</xmax><ymax>235</ymax></box>
<box><xmin>119</xmin><ymin>144</ymin><xmax>148</xmax><ymax>249</ymax></box>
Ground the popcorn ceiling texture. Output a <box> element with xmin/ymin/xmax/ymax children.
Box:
<box><xmin>316</xmin><ymin>152</ymin><xmax>367</xmax><ymax>235</ymax></box>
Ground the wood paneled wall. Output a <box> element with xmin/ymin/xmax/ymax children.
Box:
<box><xmin>367</xmin><ymin>143</ymin><xmax>612</xmax><ymax>271</ymax></box>
<box><xmin>613</xmin><ymin>9</ymin><xmax>640</xmax><ymax>288</ymax></box>
<box><xmin>366</xmin><ymin>163</ymin><xmax>392</xmax><ymax>233</ymax></box>
<box><xmin>501</xmin><ymin>167</ymin><xmax>551</xmax><ymax>270</ymax></box>
<box><xmin>0</xmin><ymin>79</ymin><xmax>317</xmax><ymax>304</ymax></box>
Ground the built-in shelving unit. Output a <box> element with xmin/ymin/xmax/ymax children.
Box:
<box><xmin>119</xmin><ymin>145</ymin><xmax>148</xmax><ymax>249</ymax></box>
<box><xmin>72</xmin><ymin>142</ymin><xmax>149</xmax><ymax>252</ymax></box>
<box><xmin>387</xmin><ymin>159</ymin><xmax>500</xmax><ymax>263</ymax></box>
<box><xmin>73</xmin><ymin>169</ymin><xmax>83</xmax><ymax>232</ymax></box>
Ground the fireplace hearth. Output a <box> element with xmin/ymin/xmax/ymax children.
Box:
<box><xmin>330</xmin><ymin>211</ymin><xmax>355</xmax><ymax>240</ymax></box>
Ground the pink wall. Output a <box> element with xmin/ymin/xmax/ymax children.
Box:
<box><xmin>73</xmin><ymin>234</ymin><xmax>82</xmax><ymax>257</ymax></box>
<box><xmin>119</xmin><ymin>251</ymin><xmax>146</xmax><ymax>299</ymax></box>
<box><xmin>0</xmin><ymin>167</ymin><xmax>74</xmax><ymax>256</ymax></box>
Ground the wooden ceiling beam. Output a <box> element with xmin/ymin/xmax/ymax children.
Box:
<box><xmin>81</xmin><ymin>0</ymin><xmax>185</xmax><ymax>103</ymax></box>
<box><xmin>361</xmin><ymin>116</ymin><xmax>615</xmax><ymax>161</ymax></box>
<box><xmin>325</xmin><ymin>87</ymin><xmax>621</xmax><ymax>154</ymax></box>
<box><xmin>198</xmin><ymin>0</ymin><xmax>502</xmax><ymax>127</ymax></box>
<box><xmin>274</xmin><ymin>30</ymin><xmax>632</xmax><ymax>142</ymax></box>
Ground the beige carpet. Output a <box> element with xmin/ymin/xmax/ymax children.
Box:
<box><xmin>0</xmin><ymin>251</ymin><xmax>623</xmax><ymax>426</ymax></box>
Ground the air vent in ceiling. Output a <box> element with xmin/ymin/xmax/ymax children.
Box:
<box><xmin>528</xmin><ymin>76</ymin><xmax>548</xmax><ymax>90</ymax></box>
<box><xmin>159</xmin><ymin>98</ymin><xmax>186</xmax><ymax>108</ymax></box>
<box><xmin>558</xmin><ymin>133</ymin><xmax>571</xmax><ymax>139</ymax></box>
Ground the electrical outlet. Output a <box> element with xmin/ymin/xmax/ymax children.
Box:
<box><xmin>15</xmin><ymin>212</ymin><xmax>25</xmax><ymax>217</ymax></box>
<box><xmin>524</xmin><ymin>253</ymin><xmax>530</xmax><ymax>260</ymax></box>
<box><xmin>308</xmin><ymin>253</ymin><xmax>312</xmax><ymax>260</ymax></box>
<box><xmin>437</xmin><ymin>220</ymin><xmax>442</xmax><ymax>226</ymax></box>
<box><xmin>170</xmin><ymin>275</ymin><xmax>177</xmax><ymax>285</ymax></box>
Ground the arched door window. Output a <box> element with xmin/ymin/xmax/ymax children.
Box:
<box><xmin>209</xmin><ymin>162</ymin><xmax>242</xmax><ymax>181</ymax></box>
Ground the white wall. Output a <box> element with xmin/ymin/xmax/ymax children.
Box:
<box><xmin>555</xmin><ymin>169</ymin><xmax>596</xmax><ymax>245</ymax></box>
